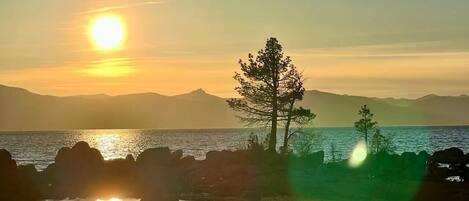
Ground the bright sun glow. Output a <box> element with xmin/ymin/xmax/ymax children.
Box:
<box><xmin>348</xmin><ymin>140</ymin><xmax>368</xmax><ymax>168</ymax></box>
<box><xmin>89</xmin><ymin>15</ymin><xmax>125</xmax><ymax>51</ymax></box>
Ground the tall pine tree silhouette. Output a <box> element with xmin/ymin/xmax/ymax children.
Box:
<box><xmin>227</xmin><ymin>37</ymin><xmax>313</xmax><ymax>152</ymax></box>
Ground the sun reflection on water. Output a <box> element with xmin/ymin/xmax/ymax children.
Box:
<box><xmin>78</xmin><ymin>129</ymin><xmax>138</xmax><ymax>161</ymax></box>
<box><xmin>94</xmin><ymin>133</ymin><xmax>120</xmax><ymax>160</ymax></box>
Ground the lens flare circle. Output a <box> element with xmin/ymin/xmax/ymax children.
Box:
<box><xmin>348</xmin><ymin>140</ymin><xmax>368</xmax><ymax>168</ymax></box>
<box><xmin>89</xmin><ymin>15</ymin><xmax>125</xmax><ymax>51</ymax></box>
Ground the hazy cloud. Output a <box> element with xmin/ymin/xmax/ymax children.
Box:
<box><xmin>79</xmin><ymin>1</ymin><xmax>164</xmax><ymax>15</ymax></box>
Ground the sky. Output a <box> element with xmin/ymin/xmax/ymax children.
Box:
<box><xmin>1</xmin><ymin>0</ymin><xmax>469</xmax><ymax>98</ymax></box>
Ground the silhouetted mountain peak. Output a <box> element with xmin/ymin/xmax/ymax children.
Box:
<box><xmin>305</xmin><ymin>89</ymin><xmax>353</xmax><ymax>98</ymax></box>
<box><xmin>190</xmin><ymin>88</ymin><xmax>207</xmax><ymax>95</ymax></box>
<box><xmin>306</xmin><ymin>89</ymin><xmax>334</xmax><ymax>95</ymax></box>
<box><xmin>0</xmin><ymin>84</ymin><xmax>36</xmax><ymax>97</ymax></box>
<box><xmin>115</xmin><ymin>92</ymin><xmax>167</xmax><ymax>99</ymax></box>
<box><xmin>0</xmin><ymin>84</ymin><xmax>27</xmax><ymax>92</ymax></box>
<box><xmin>173</xmin><ymin>88</ymin><xmax>222</xmax><ymax>101</ymax></box>
<box><xmin>416</xmin><ymin>94</ymin><xmax>442</xmax><ymax>102</ymax></box>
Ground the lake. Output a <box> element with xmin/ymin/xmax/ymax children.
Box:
<box><xmin>1</xmin><ymin>126</ymin><xmax>469</xmax><ymax>170</ymax></box>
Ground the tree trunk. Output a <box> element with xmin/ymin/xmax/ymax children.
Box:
<box><xmin>269</xmin><ymin>95</ymin><xmax>278</xmax><ymax>152</ymax></box>
<box><xmin>282</xmin><ymin>100</ymin><xmax>295</xmax><ymax>154</ymax></box>
<box><xmin>364</xmin><ymin>114</ymin><xmax>368</xmax><ymax>148</ymax></box>
<box><xmin>365</xmin><ymin>129</ymin><xmax>368</xmax><ymax>146</ymax></box>
<box><xmin>268</xmin><ymin>63</ymin><xmax>280</xmax><ymax>152</ymax></box>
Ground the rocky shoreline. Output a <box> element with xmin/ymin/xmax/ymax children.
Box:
<box><xmin>1</xmin><ymin>141</ymin><xmax>469</xmax><ymax>201</ymax></box>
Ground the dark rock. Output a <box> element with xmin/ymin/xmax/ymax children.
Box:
<box><xmin>136</xmin><ymin>147</ymin><xmax>183</xmax><ymax>200</ymax></box>
<box><xmin>0</xmin><ymin>148</ymin><xmax>16</xmax><ymax>170</ymax></box>
<box><xmin>55</xmin><ymin>147</ymin><xmax>71</xmax><ymax>164</ymax></box>
<box><xmin>401</xmin><ymin>152</ymin><xmax>417</xmax><ymax>160</ymax></box>
<box><xmin>46</xmin><ymin>141</ymin><xmax>105</xmax><ymax>198</ymax></box>
<box><xmin>137</xmin><ymin>147</ymin><xmax>172</xmax><ymax>167</ymax></box>
<box><xmin>0</xmin><ymin>149</ymin><xmax>18</xmax><ymax>201</ymax></box>
<box><xmin>180</xmin><ymin>155</ymin><xmax>196</xmax><ymax>167</ymax></box>
<box><xmin>101</xmin><ymin>158</ymin><xmax>138</xmax><ymax>197</ymax></box>
<box><xmin>426</xmin><ymin>147</ymin><xmax>469</xmax><ymax>182</ymax></box>
<box><xmin>18</xmin><ymin>164</ymin><xmax>37</xmax><ymax>176</ymax></box>
<box><xmin>126</xmin><ymin>154</ymin><xmax>135</xmax><ymax>162</ymax></box>
<box><xmin>418</xmin><ymin>150</ymin><xmax>430</xmax><ymax>159</ymax></box>
<box><xmin>172</xmin><ymin>150</ymin><xmax>183</xmax><ymax>160</ymax></box>
<box><xmin>72</xmin><ymin>141</ymin><xmax>91</xmax><ymax>152</ymax></box>
<box><xmin>55</xmin><ymin>142</ymin><xmax>104</xmax><ymax>166</ymax></box>
<box><xmin>431</xmin><ymin>147</ymin><xmax>465</xmax><ymax>164</ymax></box>
<box><xmin>205</xmin><ymin>150</ymin><xmax>223</xmax><ymax>164</ymax></box>
<box><xmin>5</xmin><ymin>142</ymin><xmax>469</xmax><ymax>201</ymax></box>
<box><xmin>0</xmin><ymin>149</ymin><xmax>41</xmax><ymax>201</ymax></box>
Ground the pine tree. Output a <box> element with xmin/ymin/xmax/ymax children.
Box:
<box><xmin>227</xmin><ymin>37</ymin><xmax>308</xmax><ymax>152</ymax></box>
<box><xmin>354</xmin><ymin>105</ymin><xmax>378</xmax><ymax>148</ymax></box>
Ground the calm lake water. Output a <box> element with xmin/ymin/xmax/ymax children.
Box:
<box><xmin>1</xmin><ymin>126</ymin><xmax>469</xmax><ymax>170</ymax></box>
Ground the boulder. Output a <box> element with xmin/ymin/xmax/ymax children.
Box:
<box><xmin>180</xmin><ymin>155</ymin><xmax>196</xmax><ymax>167</ymax></box>
<box><xmin>54</xmin><ymin>147</ymin><xmax>71</xmax><ymax>164</ymax></box>
<box><xmin>426</xmin><ymin>147</ymin><xmax>468</xmax><ymax>182</ymax></box>
<box><xmin>136</xmin><ymin>147</ymin><xmax>183</xmax><ymax>200</ymax></box>
<box><xmin>55</xmin><ymin>142</ymin><xmax>104</xmax><ymax>167</ymax></box>
<box><xmin>172</xmin><ymin>150</ymin><xmax>183</xmax><ymax>160</ymax></box>
<box><xmin>46</xmin><ymin>141</ymin><xmax>105</xmax><ymax>198</ymax></box>
<box><xmin>0</xmin><ymin>149</ymin><xmax>16</xmax><ymax>170</ymax></box>
<box><xmin>0</xmin><ymin>150</ymin><xmax>42</xmax><ymax>201</ymax></box>
<box><xmin>126</xmin><ymin>154</ymin><xmax>135</xmax><ymax>162</ymax></box>
<box><xmin>136</xmin><ymin>147</ymin><xmax>172</xmax><ymax>167</ymax></box>
<box><xmin>430</xmin><ymin>147</ymin><xmax>465</xmax><ymax>164</ymax></box>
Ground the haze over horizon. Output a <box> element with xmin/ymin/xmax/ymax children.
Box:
<box><xmin>1</xmin><ymin>0</ymin><xmax>469</xmax><ymax>98</ymax></box>
<box><xmin>2</xmin><ymin>83</ymin><xmax>469</xmax><ymax>130</ymax></box>
<box><xmin>1</xmin><ymin>83</ymin><xmax>468</xmax><ymax>100</ymax></box>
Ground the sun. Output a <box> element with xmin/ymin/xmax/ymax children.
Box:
<box><xmin>89</xmin><ymin>15</ymin><xmax>125</xmax><ymax>51</ymax></box>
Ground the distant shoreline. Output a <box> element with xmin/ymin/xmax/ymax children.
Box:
<box><xmin>2</xmin><ymin>124</ymin><xmax>469</xmax><ymax>133</ymax></box>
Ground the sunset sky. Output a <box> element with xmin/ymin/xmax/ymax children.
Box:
<box><xmin>1</xmin><ymin>0</ymin><xmax>469</xmax><ymax>98</ymax></box>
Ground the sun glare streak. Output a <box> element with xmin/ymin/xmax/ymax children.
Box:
<box><xmin>97</xmin><ymin>198</ymin><xmax>122</xmax><ymax>201</ymax></box>
<box><xmin>89</xmin><ymin>15</ymin><xmax>125</xmax><ymax>51</ymax></box>
<box><xmin>348</xmin><ymin>140</ymin><xmax>368</xmax><ymax>168</ymax></box>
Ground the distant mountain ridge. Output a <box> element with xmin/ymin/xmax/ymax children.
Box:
<box><xmin>1</xmin><ymin>84</ymin><xmax>468</xmax><ymax>130</ymax></box>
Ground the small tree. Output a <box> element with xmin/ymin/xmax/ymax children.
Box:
<box><xmin>354</xmin><ymin>105</ymin><xmax>378</xmax><ymax>148</ymax></box>
<box><xmin>292</xmin><ymin>129</ymin><xmax>322</xmax><ymax>156</ymax></box>
<box><xmin>370</xmin><ymin>129</ymin><xmax>395</xmax><ymax>154</ymax></box>
<box><xmin>245</xmin><ymin>132</ymin><xmax>266</xmax><ymax>152</ymax></box>
<box><xmin>227</xmin><ymin>37</ymin><xmax>302</xmax><ymax>152</ymax></box>
<box><xmin>329</xmin><ymin>142</ymin><xmax>342</xmax><ymax>162</ymax></box>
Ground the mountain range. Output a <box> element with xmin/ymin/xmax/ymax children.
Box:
<box><xmin>1</xmin><ymin>84</ymin><xmax>468</xmax><ymax>130</ymax></box>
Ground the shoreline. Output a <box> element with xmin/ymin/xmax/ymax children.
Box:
<box><xmin>1</xmin><ymin>141</ymin><xmax>469</xmax><ymax>201</ymax></box>
<box><xmin>3</xmin><ymin>124</ymin><xmax>469</xmax><ymax>133</ymax></box>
